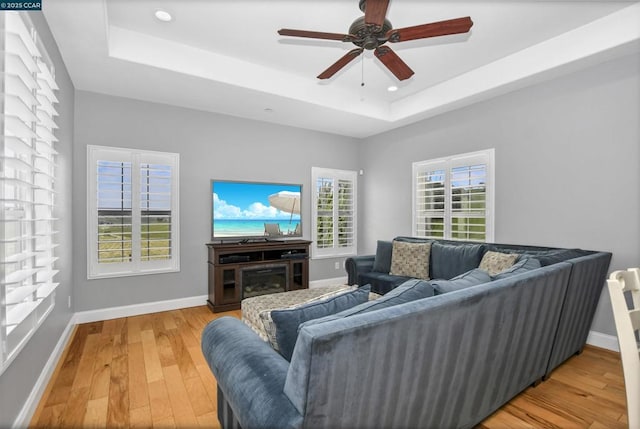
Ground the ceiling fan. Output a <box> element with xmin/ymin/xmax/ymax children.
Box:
<box><xmin>277</xmin><ymin>0</ymin><xmax>473</xmax><ymax>81</ymax></box>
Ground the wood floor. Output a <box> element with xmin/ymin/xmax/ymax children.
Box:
<box><xmin>30</xmin><ymin>306</ymin><xmax>628</xmax><ymax>428</ymax></box>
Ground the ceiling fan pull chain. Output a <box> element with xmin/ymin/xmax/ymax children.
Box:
<box><xmin>361</xmin><ymin>51</ymin><xmax>365</xmax><ymax>87</ymax></box>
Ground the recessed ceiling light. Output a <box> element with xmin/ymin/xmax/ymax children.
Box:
<box><xmin>387</xmin><ymin>85</ymin><xmax>398</xmax><ymax>92</ymax></box>
<box><xmin>264</xmin><ymin>108</ymin><xmax>274</xmax><ymax>113</ymax></box>
<box><xmin>154</xmin><ymin>10</ymin><xmax>173</xmax><ymax>22</ymax></box>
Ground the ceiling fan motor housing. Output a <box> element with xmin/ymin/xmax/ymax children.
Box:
<box><xmin>349</xmin><ymin>16</ymin><xmax>392</xmax><ymax>50</ymax></box>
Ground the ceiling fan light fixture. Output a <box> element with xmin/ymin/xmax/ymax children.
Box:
<box><xmin>154</xmin><ymin>10</ymin><xmax>173</xmax><ymax>22</ymax></box>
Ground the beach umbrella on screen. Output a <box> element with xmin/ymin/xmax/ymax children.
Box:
<box><xmin>268</xmin><ymin>191</ymin><xmax>300</xmax><ymax>233</ymax></box>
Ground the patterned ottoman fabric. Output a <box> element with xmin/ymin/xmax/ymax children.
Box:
<box><xmin>242</xmin><ymin>285</ymin><xmax>380</xmax><ymax>343</ymax></box>
<box><xmin>241</xmin><ymin>285</ymin><xmax>351</xmax><ymax>341</ymax></box>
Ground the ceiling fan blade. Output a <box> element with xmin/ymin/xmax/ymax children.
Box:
<box><xmin>318</xmin><ymin>48</ymin><xmax>364</xmax><ymax>79</ymax></box>
<box><xmin>374</xmin><ymin>46</ymin><xmax>414</xmax><ymax>81</ymax></box>
<box><xmin>386</xmin><ymin>17</ymin><xmax>473</xmax><ymax>43</ymax></box>
<box><xmin>364</xmin><ymin>0</ymin><xmax>390</xmax><ymax>29</ymax></box>
<box><xmin>278</xmin><ymin>29</ymin><xmax>354</xmax><ymax>42</ymax></box>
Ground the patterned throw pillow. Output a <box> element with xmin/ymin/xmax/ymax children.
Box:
<box><xmin>479</xmin><ymin>251</ymin><xmax>519</xmax><ymax>276</ymax></box>
<box><xmin>389</xmin><ymin>241</ymin><xmax>431</xmax><ymax>280</ymax></box>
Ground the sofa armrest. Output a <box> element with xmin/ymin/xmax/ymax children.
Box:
<box><xmin>201</xmin><ymin>317</ymin><xmax>303</xmax><ymax>429</ymax></box>
<box><xmin>345</xmin><ymin>255</ymin><xmax>375</xmax><ymax>285</ymax></box>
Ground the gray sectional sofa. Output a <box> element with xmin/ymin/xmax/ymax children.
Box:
<box><xmin>201</xmin><ymin>237</ymin><xmax>611</xmax><ymax>429</ymax></box>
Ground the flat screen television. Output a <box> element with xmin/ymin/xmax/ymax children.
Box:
<box><xmin>211</xmin><ymin>180</ymin><xmax>302</xmax><ymax>241</ymax></box>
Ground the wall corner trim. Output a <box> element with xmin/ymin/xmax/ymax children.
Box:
<box><xmin>586</xmin><ymin>330</ymin><xmax>619</xmax><ymax>352</ymax></box>
<box><xmin>309</xmin><ymin>276</ymin><xmax>348</xmax><ymax>289</ymax></box>
<box><xmin>74</xmin><ymin>295</ymin><xmax>209</xmax><ymax>324</ymax></box>
<box><xmin>13</xmin><ymin>317</ymin><xmax>76</xmax><ymax>429</ymax></box>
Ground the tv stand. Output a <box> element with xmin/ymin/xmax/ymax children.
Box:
<box><xmin>206</xmin><ymin>240</ymin><xmax>311</xmax><ymax>313</ymax></box>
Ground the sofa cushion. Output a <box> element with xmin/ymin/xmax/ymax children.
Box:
<box><xmin>300</xmin><ymin>279</ymin><xmax>434</xmax><ymax>330</ymax></box>
<box><xmin>430</xmin><ymin>242</ymin><xmax>486</xmax><ymax>280</ymax></box>
<box><xmin>255</xmin><ymin>285</ymin><xmax>354</xmax><ymax>348</ymax></box>
<box><xmin>372</xmin><ymin>240</ymin><xmax>393</xmax><ymax>273</ymax></box>
<box><xmin>270</xmin><ymin>285</ymin><xmax>371</xmax><ymax>361</ymax></box>
<box><xmin>486</xmin><ymin>247</ymin><xmax>586</xmax><ymax>267</ymax></box>
<box><xmin>430</xmin><ymin>268</ymin><xmax>492</xmax><ymax>295</ymax></box>
<box><xmin>359</xmin><ymin>272</ymin><xmax>413</xmax><ymax>295</ymax></box>
<box><xmin>534</xmin><ymin>249</ymin><xmax>585</xmax><ymax>266</ymax></box>
<box><xmin>344</xmin><ymin>279</ymin><xmax>433</xmax><ymax>313</ymax></box>
<box><xmin>492</xmin><ymin>257</ymin><xmax>541</xmax><ymax>279</ymax></box>
<box><xmin>479</xmin><ymin>251</ymin><xmax>519</xmax><ymax>276</ymax></box>
<box><xmin>389</xmin><ymin>240</ymin><xmax>431</xmax><ymax>280</ymax></box>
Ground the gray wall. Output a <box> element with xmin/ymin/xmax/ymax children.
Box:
<box><xmin>0</xmin><ymin>13</ymin><xmax>75</xmax><ymax>427</ymax></box>
<box><xmin>73</xmin><ymin>92</ymin><xmax>361</xmax><ymax>312</ymax></box>
<box><xmin>359</xmin><ymin>53</ymin><xmax>640</xmax><ymax>336</ymax></box>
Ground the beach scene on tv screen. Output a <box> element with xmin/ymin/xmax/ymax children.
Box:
<box><xmin>213</xmin><ymin>182</ymin><xmax>301</xmax><ymax>238</ymax></box>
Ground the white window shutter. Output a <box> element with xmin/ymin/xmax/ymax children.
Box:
<box><xmin>139</xmin><ymin>162</ymin><xmax>173</xmax><ymax>262</ymax></box>
<box><xmin>337</xmin><ymin>179</ymin><xmax>355</xmax><ymax>248</ymax></box>
<box><xmin>87</xmin><ymin>146</ymin><xmax>179</xmax><ymax>279</ymax></box>
<box><xmin>1</xmin><ymin>12</ymin><xmax>59</xmax><ymax>376</ymax></box>
<box><xmin>315</xmin><ymin>176</ymin><xmax>334</xmax><ymax>250</ymax></box>
<box><xmin>414</xmin><ymin>163</ymin><xmax>446</xmax><ymax>239</ymax></box>
<box><xmin>312</xmin><ymin>168</ymin><xmax>357</xmax><ymax>258</ymax></box>
<box><xmin>413</xmin><ymin>149</ymin><xmax>494</xmax><ymax>242</ymax></box>
<box><xmin>450</xmin><ymin>161</ymin><xmax>489</xmax><ymax>241</ymax></box>
<box><xmin>96</xmin><ymin>160</ymin><xmax>133</xmax><ymax>264</ymax></box>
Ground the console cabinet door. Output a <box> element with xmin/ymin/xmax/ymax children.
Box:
<box><xmin>215</xmin><ymin>265</ymin><xmax>241</xmax><ymax>305</ymax></box>
<box><xmin>290</xmin><ymin>260</ymin><xmax>309</xmax><ymax>291</ymax></box>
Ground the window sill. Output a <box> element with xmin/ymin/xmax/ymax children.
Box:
<box><xmin>87</xmin><ymin>266</ymin><xmax>180</xmax><ymax>280</ymax></box>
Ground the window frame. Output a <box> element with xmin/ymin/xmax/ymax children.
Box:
<box><xmin>311</xmin><ymin>167</ymin><xmax>358</xmax><ymax>259</ymax></box>
<box><xmin>87</xmin><ymin>145</ymin><xmax>180</xmax><ymax>279</ymax></box>
<box><xmin>412</xmin><ymin>149</ymin><xmax>495</xmax><ymax>242</ymax></box>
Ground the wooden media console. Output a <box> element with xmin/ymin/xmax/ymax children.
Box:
<box><xmin>206</xmin><ymin>240</ymin><xmax>311</xmax><ymax>312</ymax></box>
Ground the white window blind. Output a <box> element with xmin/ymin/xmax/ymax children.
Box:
<box><xmin>311</xmin><ymin>167</ymin><xmax>357</xmax><ymax>258</ymax></box>
<box><xmin>413</xmin><ymin>149</ymin><xmax>494</xmax><ymax>242</ymax></box>
<box><xmin>1</xmin><ymin>12</ymin><xmax>60</xmax><ymax>376</ymax></box>
<box><xmin>87</xmin><ymin>146</ymin><xmax>179</xmax><ymax>279</ymax></box>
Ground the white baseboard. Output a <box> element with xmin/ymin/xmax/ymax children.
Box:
<box><xmin>586</xmin><ymin>330</ymin><xmax>619</xmax><ymax>352</ymax></box>
<box><xmin>74</xmin><ymin>295</ymin><xmax>208</xmax><ymax>324</ymax></box>
<box><xmin>13</xmin><ymin>317</ymin><xmax>76</xmax><ymax>429</ymax></box>
<box><xmin>309</xmin><ymin>276</ymin><xmax>348</xmax><ymax>289</ymax></box>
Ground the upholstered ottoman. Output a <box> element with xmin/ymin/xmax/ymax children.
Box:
<box><xmin>241</xmin><ymin>285</ymin><xmax>354</xmax><ymax>341</ymax></box>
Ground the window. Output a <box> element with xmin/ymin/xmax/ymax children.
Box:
<box><xmin>311</xmin><ymin>167</ymin><xmax>357</xmax><ymax>258</ymax></box>
<box><xmin>413</xmin><ymin>149</ymin><xmax>494</xmax><ymax>242</ymax></box>
<box><xmin>87</xmin><ymin>146</ymin><xmax>179</xmax><ymax>278</ymax></box>
<box><xmin>1</xmin><ymin>12</ymin><xmax>59</xmax><ymax>375</ymax></box>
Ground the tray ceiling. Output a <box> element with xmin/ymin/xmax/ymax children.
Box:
<box><xmin>43</xmin><ymin>0</ymin><xmax>640</xmax><ymax>137</ymax></box>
